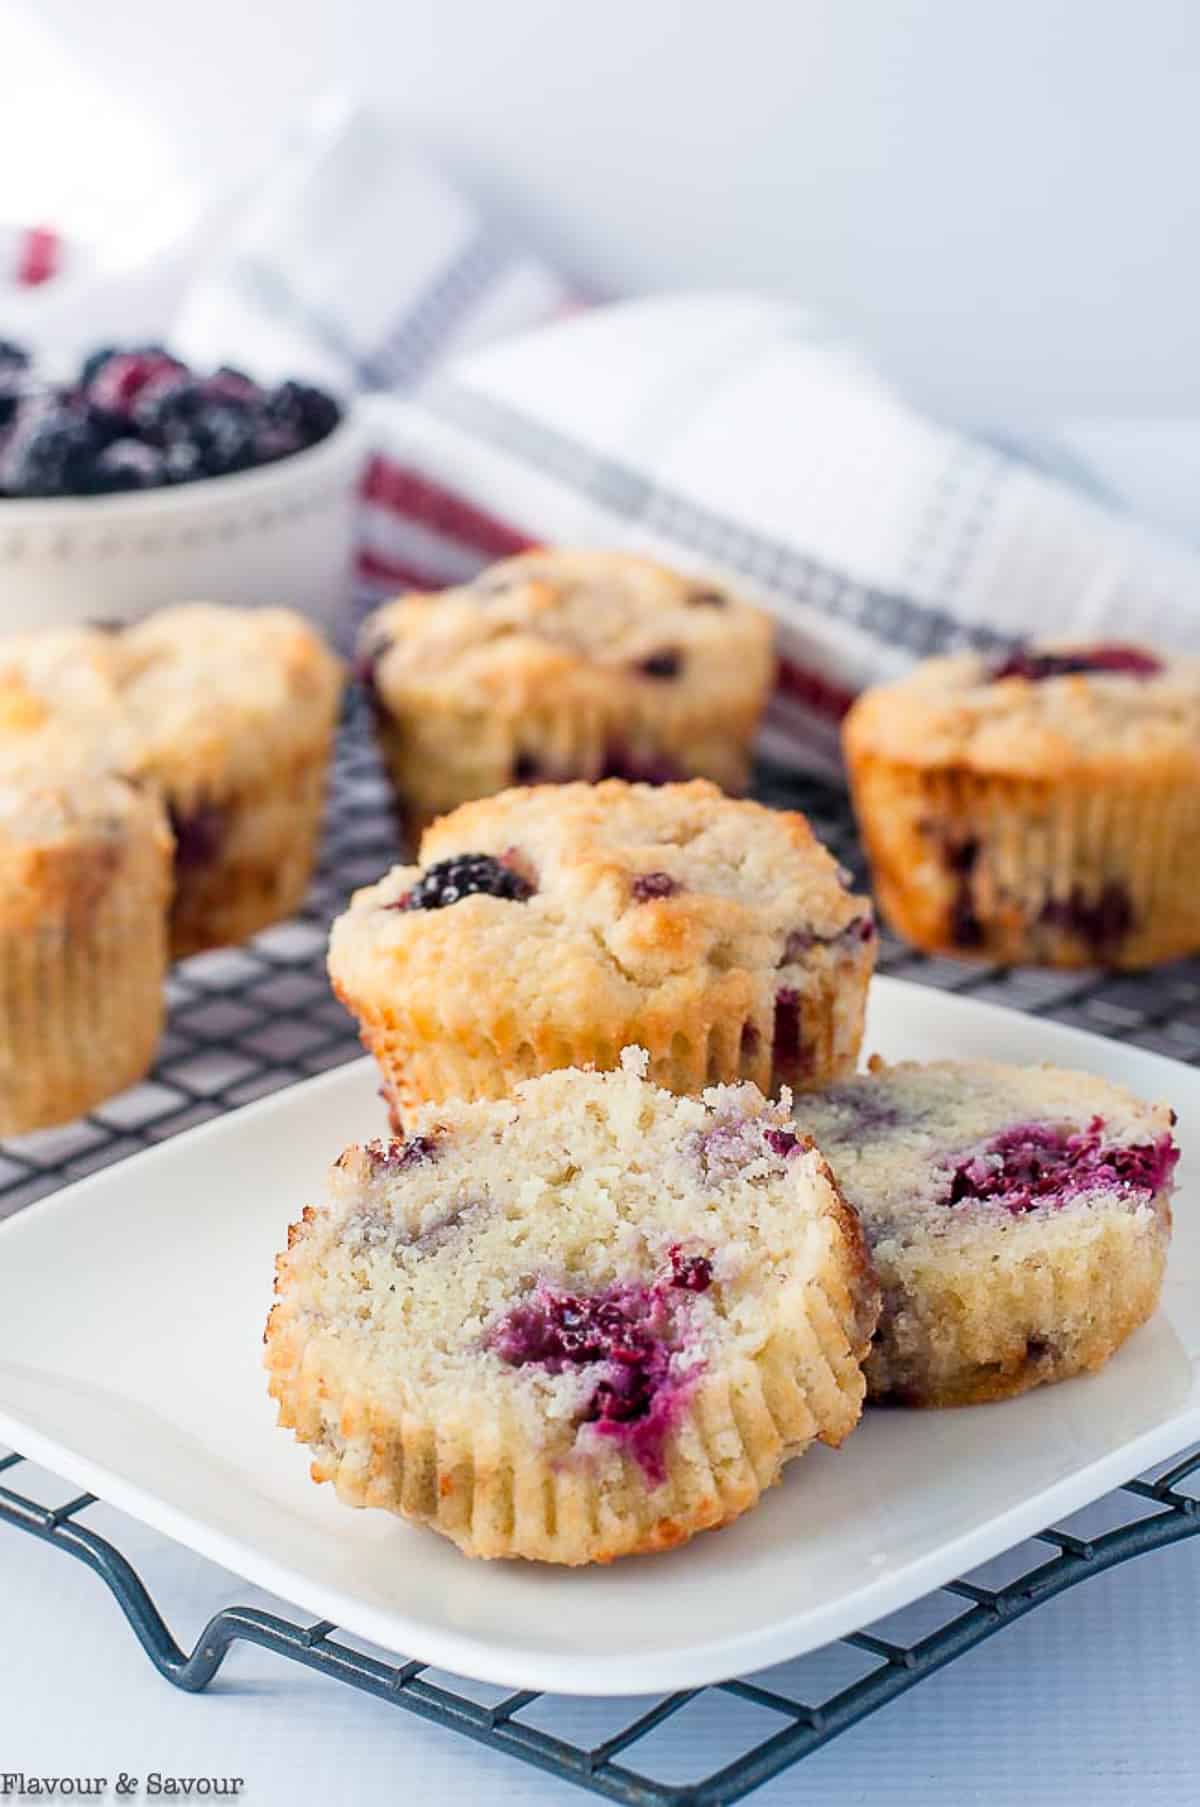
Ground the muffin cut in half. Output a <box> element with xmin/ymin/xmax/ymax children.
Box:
<box><xmin>844</xmin><ymin>642</ymin><xmax>1200</xmax><ymax>968</ymax></box>
<box><xmin>265</xmin><ymin>1051</ymin><xmax>879</xmax><ymax>1564</ymax></box>
<box><xmin>357</xmin><ymin>548</ymin><xmax>776</xmax><ymax>837</ymax></box>
<box><xmin>795</xmin><ymin>1058</ymin><xmax>1177</xmax><ymax>1406</ymax></box>
<box><xmin>328</xmin><ymin>778</ymin><xmax>875</xmax><ymax>1125</ymax></box>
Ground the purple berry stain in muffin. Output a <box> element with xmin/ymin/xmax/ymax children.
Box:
<box><xmin>814</xmin><ymin>1084</ymin><xmax>908</xmax><ymax>1135</ymax></box>
<box><xmin>1039</xmin><ymin>882</ymin><xmax>1133</xmax><ymax>958</ymax></box>
<box><xmin>762</xmin><ymin>1127</ymin><xmax>803</xmax><ymax>1159</ymax></box>
<box><xmin>169</xmin><ymin>801</ymin><xmax>226</xmax><ymax>872</ymax></box>
<box><xmin>990</xmin><ymin>645</ymin><xmax>1163</xmax><ymax>682</ymax></box>
<box><xmin>667</xmin><ymin>1245</ymin><xmax>713</xmax><ymax>1291</ymax></box>
<box><xmin>599</xmin><ymin>744</ymin><xmax>684</xmax><ymax>785</ymax></box>
<box><xmin>631</xmin><ymin>871</ymin><xmax>681</xmax><ymax>902</ymax></box>
<box><xmin>364</xmin><ymin>1134</ymin><xmax>440</xmax><ymax>1174</ymax></box>
<box><xmin>492</xmin><ymin>1260</ymin><xmax>714</xmax><ymax>1481</ymax></box>
<box><xmin>943</xmin><ymin>837</ymin><xmax>984</xmax><ymax>948</ymax></box>
<box><xmin>781</xmin><ymin>916</ymin><xmax>874</xmax><ymax>961</ymax></box>
<box><xmin>698</xmin><ymin>1113</ymin><xmax>803</xmax><ymax>1178</ymax></box>
<box><xmin>398</xmin><ymin>853</ymin><xmax>534</xmax><ymax>910</ymax></box>
<box><xmin>945</xmin><ymin>1115</ymin><xmax>1178</xmax><ymax>1214</ymax></box>
<box><xmin>774</xmin><ymin>987</ymin><xmax>811</xmax><ymax>1080</ymax></box>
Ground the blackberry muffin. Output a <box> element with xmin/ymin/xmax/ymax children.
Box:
<box><xmin>357</xmin><ymin>549</ymin><xmax>775</xmax><ymax>837</ymax></box>
<box><xmin>844</xmin><ymin>641</ymin><xmax>1200</xmax><ymax>968</ymax></box>
<box><xmin>328</xmin><ymin>779</ymin><xmax>875</xmax><ymax>1125</ymax></box>
<box><xmin>265</xmin><ymin>1052</ymin><xmax>878</xmax><ymax>1564</ymax></box>
<box><xmin>795</xmin><ymin>1059</ymin><xmax>1177</xmax><ymax>1406</ymax></box>
<box><xmin>0</xmin><ymin>676</ymin><xmax>172</xmax><ymax>1132</ymax></box>
<box><xmin>113</xmin><ymin>605</ymin><xmax>343</xmax><ymax>957</ymax></box>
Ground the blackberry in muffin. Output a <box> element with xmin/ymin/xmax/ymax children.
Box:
<box><xmin>328</xmin><ymin>779</ymin><xmax>874</xmax><ymax>1124</ymax></box>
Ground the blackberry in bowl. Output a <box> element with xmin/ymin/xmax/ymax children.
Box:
<box><xmin>0</xmin><ymin>342</ymin><xmax>363</xmax><ymax>633</ymax></box>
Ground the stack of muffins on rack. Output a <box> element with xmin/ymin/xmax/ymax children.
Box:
<box><xmin>267</xmin><ymin>550</ymin><xmax>1182</xmax><ymax>1565</ymax></box>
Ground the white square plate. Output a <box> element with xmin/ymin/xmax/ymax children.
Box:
<box><xmin>0</xmin><ymin>976</ymin><xmax>1196</xmax><ymax>1696</ymax></box>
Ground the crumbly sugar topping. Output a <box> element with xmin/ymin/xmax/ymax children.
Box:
<box><xmin>845</xmin><ymin>644</ymin><xmax>1200</xmax><ymax>776</ymax></box>
<box><xmin>331</xmin><ymin>778</ymin><xmax>870</xmax><ymax>1002</ymax></box>
<box><xmin>0</xmin><ymin>606</ymin><xmax>341</xmax><ymax>846</ymax></box>
<box><xmin>360</xmin><ymin>549</ymin><xmax>773</xmax><ymax>710</ymax></box>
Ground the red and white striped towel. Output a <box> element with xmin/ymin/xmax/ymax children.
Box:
<box><xmin>15</xmin><ymin>98</ymin><xmax>1200</xmax><ymax>777</ymax></box>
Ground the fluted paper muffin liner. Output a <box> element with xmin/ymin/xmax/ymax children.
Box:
<box><xmin>167</xmin><ymin>745</ymin><xmax>332</xmax><ymax>959</ymax></box>
<box><xmin>373</xmin><ymin>686</ymin><xmax>765</xmax><ymax>847</ymax></box>
<box><xmin>865</xmin><ymin>1191</ymin><xmax>1170</xmax><ymax>1405</ymax></box>
<box><xmin>848</xmin><ymin>753</ymin><xmax>1200</xmax><ymax>968</ymax></box>
<box><xmin>339</xmin><ymin>946</ymin><xmax>872</xmax><ymax>1130</ymax></box>
<box><xmin>0</xmin><ymin>808</ymin><xmax>171</xmax><ymax>1135</ymax></box>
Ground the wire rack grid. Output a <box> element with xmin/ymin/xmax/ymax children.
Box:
<box><xmin>1</xmin><ymin>694</ymin><xmax>1198</xmax><ymax>1807</ymax></box>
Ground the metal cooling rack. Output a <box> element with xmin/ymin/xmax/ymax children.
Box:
<box><xmin>2</xmin><ymin>693</ymin><xmax>1199</xmax><ymax>1807</ymax></box>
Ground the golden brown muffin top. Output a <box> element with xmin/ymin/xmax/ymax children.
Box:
<box><xmin>845</xmin><ymin>643</ymin><xmax>1200</xmax><ymax>778</ymax></box>
<box><xmin>359</xmin><ymin>549</ymin><xmax>774</xmax><ymax>715</ymax></box>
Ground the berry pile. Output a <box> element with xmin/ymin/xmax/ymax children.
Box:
<box><xmin>0</xmin><ymin>341</ymin><xmax>343</xmax><ymax>499</ymax></box>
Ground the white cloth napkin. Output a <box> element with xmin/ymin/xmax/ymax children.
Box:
<box><xmin>10</xmin><ymin>98</ymin><xmax>1200</xmax><ymax>777</ymax></box>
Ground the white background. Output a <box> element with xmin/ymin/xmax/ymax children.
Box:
<box><xmin>6</xmin><ymin>0</ymin><xmax>1200</xmax><ymax>426</ymax></box>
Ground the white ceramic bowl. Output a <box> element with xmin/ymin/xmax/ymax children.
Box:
<box><xmin>0</xmin><ymin>412</ymin><xmax>366</xmax><ymax>636</ymax></box>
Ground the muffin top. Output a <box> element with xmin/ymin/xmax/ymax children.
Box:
<box><xmin>0</xmin><ymin>765</ymin><xmax>171</xmax><ymax>926</ymax></box>
<box><xmin>329</xmin><ymin>779</ymin><xmax>870</xmax><ymax>1014</ymax></box>
<box><xmin>359</xmin><ymin>549</ymin><xmax>774</xmax><ymax>713</ymax></box>
<box><xmin>794</xmin><ymin>1057</ymin><xmax>1177</xmax><ymax>1251</ymax></box>
<box><xmin>844</xmin><ymin>642</ymin><xmax>1200</xmax><ymax>778</ymax></box>
<box><xmin>0</xmin><ymin>605</ymin><xmax>342</xmax><ymax>802</ymax></box>
<box><xmin>267</xmin><ymin>1050</ymin><xmax>875</xmax><ymax>1471</ymax></box>
<box><xmin>111</xmin><ymin>604</ymin><xmax>343</xmax><ymax>792</ymax></box>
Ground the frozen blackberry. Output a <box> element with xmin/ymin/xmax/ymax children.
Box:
<box><xmin>2</xmin><ymin>346</ymin><xmax>344</xmax><ymax>498</ymax></box>
<box><xmin>87</xmin><ymin>439</ymin><xmax>165</xmax><ymax>493</ymax></box>
<box><xmin>79</xmin><ymin>342</ymin><xmax>169</xmax><ymax>389</ymax></box>
<box><xmin>0</xmin><ymin>341</ymin><xmax>29</xmax><ymax>431</ymax></box>
<box><xmin>187</xmin><ymin>402</ymin><xmax>257</xmax><ymax>477</ymax></box>
<box><xmin>0</xmin><ymin>406</ymin><xmax>97</xmax><ymax>497</ymax></box>
<box><xmin>401</xmin><ymin>853</ymin><xmax>534</xmax><ymax>911</ymax></box>
<box><xmin>87</xmin><ymin>350</ymin><xmax>187</xmax><ymax>418</ymax></box>
<box><xmin>130</xmin><ymin>371</ymin><xmax>202</xmax><ymax>440</ymax></box>
<box><xmin>267</xmin><ymin>380</ymin><xmax>341</xmax><ymax>446</ymax></box>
